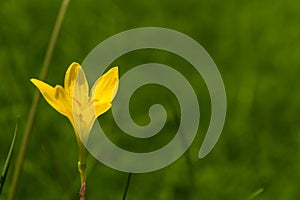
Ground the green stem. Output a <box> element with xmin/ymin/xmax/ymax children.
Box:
<box><xmin>77</xmin><ymin>141</ymin><xmax>87</xmax><ymax>184</ymax></box>
<box><xmin>77</xmin><ymin>138</ymin><xmax>87</xmax><ymax>199</ymax></box>
<box><xmin>8</xmin><ymin>0</ymin><xmax>70</xmax><ymax>199</ymax></box>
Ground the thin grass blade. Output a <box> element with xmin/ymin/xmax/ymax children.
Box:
<box><xmin>248</xmin><ymin>188</ymin><xmax>264</xmax><ymax>200</ymax></box>
<box><xmin>0</xmin><ymin>120</ymin><xmax>18</xmax><ymax>195</ymax></box>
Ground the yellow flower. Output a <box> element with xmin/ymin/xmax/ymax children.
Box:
<box><xmin>31</xmin><ymin>62</ymin><xmax>119</xmax><ymax>141</ymax></box>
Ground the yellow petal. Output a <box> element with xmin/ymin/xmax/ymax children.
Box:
<box><xmin>64</xmin><ymin>62</ymin><xmax>81</xmax><ymax>96</ymax></box>
<box><xmin>95</xmin><ymin>103</ymin><xmax>112</xmax><ymax>118</ymax></box>
<box><xmin>75</xmin><ymin>103</ymin><xmax>111</xmax><ymax>141</ymax></box>
<box><xmin>30</xmin><ymin>79</ymin><xmax>72</xmax><ymax>121</ymax></box>
<box><xmin>73</xmin><ymin>104</ymin><xmax>99</xmax><ymax>142</ymax></box>
<box><xmin>90</xmin><ymin>67</ymin><xmax>119</xmax><ymax>105</ymax></box>
<box><xmin>73</xmin><ymin>66</ymin><xmax>89</xmax><ymax>107</ymax></box>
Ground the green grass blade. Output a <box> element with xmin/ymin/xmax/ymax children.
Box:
<box><xmin>122</xmin><ymin>173</ymin><xmax>132</xmax><ymax>200</ymax></box>
<box><xmin>248</xmin><ymin>188</ymin><xmax>264</xmax><ymax>200</ymax></box>
<box><xmin>0</xmin><ymin>120</ymin><xmax>18</xmax><ymax>195</ymax></box>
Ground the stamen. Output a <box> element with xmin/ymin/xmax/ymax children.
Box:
<box><xmin>72</xmin><ymin>97</ymin><xmax>82</xmax><ymax>106</ymax></box>
<box><xmin>88</xmin><ymin>99</ymin><xmax>99</xmax><ymax>106</ymax></box>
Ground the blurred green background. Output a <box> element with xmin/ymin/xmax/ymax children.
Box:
<box><xmin>1</xmin><ymin>0</ymin><xmax>300</xmax><ymax>199</ymax></box>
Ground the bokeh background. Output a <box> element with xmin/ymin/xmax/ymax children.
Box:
<box><xmin>1</xmin><ymin>0</ymin><xmax>300</xmax><ymax>199</ymax></box>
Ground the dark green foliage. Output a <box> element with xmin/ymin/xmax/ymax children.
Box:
<box><xmin>1</xmin><ymin>0</ymin><xmax>300</xmax><ymax>199</ymax></box>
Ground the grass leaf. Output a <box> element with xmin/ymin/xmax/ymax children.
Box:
<box><xmin>248</xmin><ymin>188</ymin><xmax>264</xmax><ymax>200</ymax></box>
<box><xmin>0</xmin><ymin>119</ymin><xmax>18</xmax><ymax>195</ymax></box>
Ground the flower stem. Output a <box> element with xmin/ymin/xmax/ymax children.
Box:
<box><xmin>77</xmin><ymin>141</ymin><xmax>87</xmax><ymax>184</ymax></box>
<box><xmin>77</xmin><ymin>140</ymin><xmax>87</xmax><ymax>199</ymax></box>
<box><xmin>8</xmin><ymin>0</ymin><xmax>70</xmax><ymax>199</ymax></box>
<box><xmin>79</xmin><ymin>181</ymin><xmax>87</xmax><ymax>200</ymax></box>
